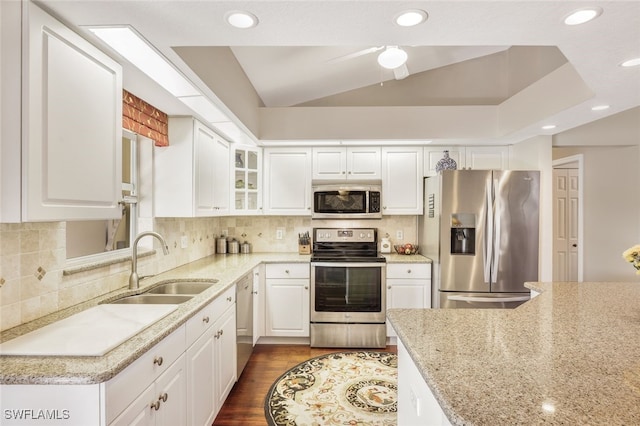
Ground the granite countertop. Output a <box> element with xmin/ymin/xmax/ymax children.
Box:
<box><xmin>387</xmin><ymin>281</ymin><xmax>640</xmax><ymax>425</ymax></box>
<box><xmin>0</xmin><ymin>252</ymin><xmax>431</xmax><ymax>385</ymax></box>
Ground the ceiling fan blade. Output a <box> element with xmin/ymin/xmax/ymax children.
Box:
<box><xmin>326</xmin><ymin>46</ymin><xmax>384</xmax><ymax>64</ymax></box>
<box><xmin>393</xmin><ymin>63</ymin><xmax>409</xmax><ymax>80</ymax></box>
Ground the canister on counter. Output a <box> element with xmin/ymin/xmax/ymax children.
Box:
<box><xmin>241</xmin><ymin>241</ymin><xmax>251</xmax><ymax>253</ymax></box>
<box><xmin>216</xmin><ymin>236</ymin><xmax>227</xmax><ymax>254</ymax></box>
<box><xmin>228</xmin><ymin>239</ymin><xmax>240</xmax><ymax>254</ymax></box>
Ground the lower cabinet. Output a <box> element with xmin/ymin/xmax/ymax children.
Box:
<box><xmin>185</xmin><ymin>286</ymin><xmax>237</xmax><ymax>426</ymax></box>
<box><xmin>110</xmin><ymin>355</ymin><xmax>187</xmax><ymax>426</ymax></box>
<box><xmin>397</xmin><ymin>339</ymin><xmax>451</xmax><ymax>425</ymax></box>
<box><xmin>386</xmin><ymin>263</ymin><xmax>431</xmax><ymax>337</ymax></box>
<box><xmin>265</xmin><ymin>263</ymin><xmax>310</xmax><ymax>337</ymax></box>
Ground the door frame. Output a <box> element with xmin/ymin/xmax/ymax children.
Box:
<box><xmin>552</xmin><ymin>154</ymin><xmax>584</xmax><ymax>282</ymax></box>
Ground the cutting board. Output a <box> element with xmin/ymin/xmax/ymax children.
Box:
<box><xmin>0</xmin><ymin>304</ymin><xmax>178</xmax><ymax>356</ymax></box>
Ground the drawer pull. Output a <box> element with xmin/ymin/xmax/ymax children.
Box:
<box><xmin>304</xmin><ymin>286</ymin><xmax>309</xmax><ymax>290</ymax></box>
<box><xmin>227</xmin><ymin>296</ymin><xmax>232</xmax><ymax>302</ymax></box>
<box><xmin>285</xmin><ymin>270</ymin><xmax>290</xmax><ymax>274</ymax></box>
<box><xmin>407</xmin><ymin>269</ymin><xmax>412</xmax><ymax>274</ymax></box>
<box><xmin>202</xmin><ymin>316</ymin><xmax>210</xmax><ymax>324</ymax></box>
<box><xmin>388</xmin><ymin>286</ymin><xmax>392</xmax><ymax>290</ymax></box>
<box><xmin>159</xmin><ymin>393</ymin><xmax>168</xmax><ymax>403</ymax></box>
<box><xmin>153</xmin><ymin>356</ymin><xmax>163</xmax><ymax>366</ymax></box>
<box><xmin>150</xmin><ymin>401</ymin><xmax>161</xmax><ymax>411</ymax></box>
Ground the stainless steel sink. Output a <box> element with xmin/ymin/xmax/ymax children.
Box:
<box><xmin>145</xmin><ymin>281</ymin><xmax>217</xmax><ymax>295</ymax></box>
<box><xmin>109</xmin><ymin>294</ymin><xmax>194</xmax><ymax>304</ymax></box>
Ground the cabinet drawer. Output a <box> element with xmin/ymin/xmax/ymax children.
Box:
<box><xmin>386</xmin><ymin>263</ymin><xmax>431</xmax><ymax>279</ymax></box>
<box><xmin>186</xmin><ymin>285</ymin><xmax>235</xmax><ymax>348</ymax></box>
<box><xmin>265</xmin><ymin>263</ymin><xmax>310</xmax><ymax>279</ymax></box>
<box><xmin>105</xmin><ymin>325</ymin><xmax>186</xmax><ymax>424</ymax></box>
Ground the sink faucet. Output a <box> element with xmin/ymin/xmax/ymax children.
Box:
<box><xmin>129</xmin><ymin>231</ymin><xmax>170</xmax><ymax>290</ymax></box>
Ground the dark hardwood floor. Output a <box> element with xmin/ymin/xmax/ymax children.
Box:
<box><xmin>213</xmin><ymin>344</ymin><xmax>397</xmax><ymax>425</ymax></box>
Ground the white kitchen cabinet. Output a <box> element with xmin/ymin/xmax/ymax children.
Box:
<box><xmin>253</xmin><ymin>265</ymin><xmax>265</xmax><ymax>345</ymax></box>
<box><xmin>263</xmin><ymin>147</ymin><xmax>312</xmax><ymax>215</ymax></box>
<box><xmin>106</xmin><ymin>325</ymin><xmax>186</xmax><ymax>425</ymax></box>
<box><xmin>381</xmin><ymin>147</ymin><xmax>424</xmax><ymax>215</ymax></box>
<box><xmin>424</xmin><ymin>146</ymin><xmax>509</xmax><ymax>176</ymax></box>
<box><xmin>155</xmin><ymin>117</ymin><xmax>230</xmax><ymax>217</ymax></box>
<box><xmin>110</xmin><ymin>354</ymin><xmax>187</xmax><ymax>426</ymax></box>
<box><xmin>465</xmin><ymin>146</ymin><xmax>509</xmax><ymax>170</ymax></box>
<box><xmin>312</xmin><ymin>147</ymin><xmax>381</xmax><ymax>180</ymax></box>
<box><xmin>21</xmin><ymin>2</ymin><xmax>123</xmax><ymax>221</ymax></box>
<box><xmin>265</xmin><ymin>263</ymin><xmax>310</xmax><ymax>337</ymax></box>
<box><xmin>185</xmin><ymin>285</ymin><xmax>236</xmax><ymax>426</ymax></box>
<box><xmin>424</xmin><ymin>147</ymin><xmax>465</xmax><ymax>177</ymax></box>
<box><xmin>397</xmin><ymin>339</ymin><xmax>452</xmax><ymax>426</ymax></box>
<box><xmin>386</xmin><ymin>263</ymin><xmax>431</xmax><ymax>337</ymax></box>
<box><xmin>233</xmin><ymin>146</ymin><xmax>262</xmax><ymax>214</ymax></box>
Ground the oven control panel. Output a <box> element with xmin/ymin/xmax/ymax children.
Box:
<box><xmin>314</xmin><ymin>228</ymin><xmax>376</xmax><ymax>243</ymax></box>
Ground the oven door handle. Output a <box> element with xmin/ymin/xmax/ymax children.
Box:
<box><xmin>311</xmin><ymin>262</ymin><xmax>386</xmax><ymax>268</ymax></box>
<box><xmin>446</xmin><ymin>295</ymin><xmax>530</xmax><ymax>303</ymax></box>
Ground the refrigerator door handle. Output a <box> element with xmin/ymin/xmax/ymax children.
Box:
<box><xmin>483</xmin><ymin>178</ymin><xmax>493</xmax><ymax>283</ymax></box>
<box><xmin>447</xmin><ymin>295</ymin><xmax>531</xmax><ymax>303</ymax></box>
<box><xmin>491</xmin><ymin>178</ymin><xmax>501</xmax><ymax>283</ymax></box>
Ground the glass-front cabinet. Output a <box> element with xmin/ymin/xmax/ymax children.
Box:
<box><xmin>233</xmin><ymin>146</ymin><xmax>262</xmax><ymax>214</ymax></box>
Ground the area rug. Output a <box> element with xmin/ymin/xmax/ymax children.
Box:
<box><xmin>264</xmin><ymin>351</ymin><xmax>398</xmax><ymax>426</ymax></box>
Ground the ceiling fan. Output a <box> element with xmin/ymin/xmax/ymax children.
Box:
<box><xmin>327</xmin><ymin>46</ymin><xmax>410</xmax><ymax>80</ymax></box>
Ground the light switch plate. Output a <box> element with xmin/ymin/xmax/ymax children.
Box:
<box><xmin>180</xmin><ymin>235</ymin><xmax>188</xmax><ymax>248</ymax></box>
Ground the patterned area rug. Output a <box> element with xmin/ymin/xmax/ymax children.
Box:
<box><xmin>264</xmin><ymin>351</ymin><xmax>398</xmax><ymax>426</ymax></box>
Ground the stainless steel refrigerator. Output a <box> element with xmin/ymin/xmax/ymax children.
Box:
<box><xmin>420</xmin><ymin>170</ymin><xmax>540</xmax><ymax>308</ymax></box>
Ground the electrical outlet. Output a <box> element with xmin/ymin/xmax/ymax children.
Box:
<box><xmin>180</xmin><ymin>236</ymin><xmax>188</xmax><ymax>248</ymax></box>
<box><xmin>276</xmin><ymin>228</ymin><xmax>284</xmax><ymax>240</ymax></box>
<box><xmin>396</xmin><ymin>230</ymin><xmax>404</xmax><ymax>240</ymax></box>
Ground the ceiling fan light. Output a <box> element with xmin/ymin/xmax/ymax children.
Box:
<box><xmin>377</xmin><ymin>47</ymin><xmax>408</xmax><ymax>69</ymax></box>
<box><xmin>395</xmin><ymin>9</ymin><xmax>428</xmax><ymax>27</ymax></box>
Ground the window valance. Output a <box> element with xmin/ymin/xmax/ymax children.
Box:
<box><xmin>122</xmin><ymin>90</ymin><xmax>169</xmax><ymax>146</ymax></box>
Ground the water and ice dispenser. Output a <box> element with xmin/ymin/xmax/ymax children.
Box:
<box><xmin>450</xmin><ymin>213</ymin><xmax>475</xmax><ymax>255</ymax></box>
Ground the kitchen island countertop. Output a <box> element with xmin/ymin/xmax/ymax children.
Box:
<box><xmin>387</xmin><ymin>281</ymin><xmax>640</xmax><ymax>425</ymax></box>
<box><xmin>0</xmin><ymin>252</ymin><xmax>430</xmax><ymax>385</ymax></box>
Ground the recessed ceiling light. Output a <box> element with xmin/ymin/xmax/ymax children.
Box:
<box><xmin>563</xmin><ymin>8</ymin><xmax>602</xmax><ymax>25</ymax></box>
<box><xmin>395</xmin><ymin>9</ymin><xmax>428</xmax><ymax>27</ymax></box>
<box><xmin>225</xmin><ymin>11</ymin><xmax>258</xmax><ymax>29</ymax></box>
<box><xmin>591</xmin><ymin>105</ymin><xmax>610</xmax><ymax>111</ymax></box>
<box><xmin>377</xmin><ymin>46</ymin><xmax>408</xmax><ymax>69</ymax></box>
<box><xmin>541</xmin><ymin>125</ymin><xmax>557</xmax><ymax>130</ymax></box>
<box><xmin>620</xmin><ymin>57</ymin><xmax>640</xmax><ymax>67</ymax></box>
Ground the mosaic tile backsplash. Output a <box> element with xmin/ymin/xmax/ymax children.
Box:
<box><xmin>0</xmin><ymin>216</ymin><xmax>416</xmax><ymax>331</ymax></box>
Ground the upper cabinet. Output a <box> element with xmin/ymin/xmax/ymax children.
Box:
<box><xmin>381</xmin><ymin>147</ymin><xmax>423</xmax><ymax>215</ymax></box>
<box><xmin>19</xmin><ymin>2</ymin><xmax>123</xmax><ymax>221</ymax></box>
<box><xmin>263</xmin><ymin>147</ymin><xmax>312</xmax><ymax>215</ymax></box>
<box><xmin>233</xmin><ymin>146</ymin><xmax>262</xmax><ymax>215</ymax></box>
<box><xmin>424</xmin><ymin>146</ymin><xmax>509</xmax><ymax>176</ymax></box>
<box><xmin>312</xmin><ymin>147</ymin><xmax>381</xmax><ymax>180</ymax></box>
<box><xmin>155</xmin><ymin>117</ymin><xmax>230</xmax><ymax>217</ymax></box>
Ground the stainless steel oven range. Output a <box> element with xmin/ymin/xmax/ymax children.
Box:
<box><xmin>310</xmin><ymin>228</ymin><xmax>386</xmax><ymax>348</ymax></box>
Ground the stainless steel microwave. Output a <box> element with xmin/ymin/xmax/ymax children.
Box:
<box><xmin>311</xmin><ymin>181</ymin><xmax>382</xmax><ymax>219</ymax></box>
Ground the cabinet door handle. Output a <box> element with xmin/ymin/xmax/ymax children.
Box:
<box><xmin>388</xmin><ymin>286</ymin><xmax>392</xmax><ymax>290</ymax></box>
<box><xmin>407</xmin><ymin>269</ymin><xmax>412</xmax><ymax>274</ymax></box>
<box><xmin>159</xmin><ymin>393</ymin><xmax>168</xmax><ymax>403</ymax></box>
<box><xmin>285</xmin><ymin>270</ymin><xmax>290</xmax><ymax>274</ymax></box>
<box><xmin>153</xmin><ymin>356</ymin><xmax>163</xmax><ymax>366</ymax></box>
<box><xmin>304</xmin><ymin>286</ymin><xmax>309</xmax><ymax>290</ymax></box>
<box><xmin>150</xmin><ymin>401</ymin><xmax>161</xmax><ymax>411</ymax></box>
<box><xmin>227</xmin><ymin>296</ymin><xmax>232</xmax><ymax>302</ymax></box>
<box><xmin>202</xmin><ymin>316</ymin><xmax>210</xmax><ymax>324</ymax></box>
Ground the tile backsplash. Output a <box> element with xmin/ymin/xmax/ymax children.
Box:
<box><xmin>0</xmin><ymin>215</ymin><xmax>416</xmax><ymax>331</ymax></box>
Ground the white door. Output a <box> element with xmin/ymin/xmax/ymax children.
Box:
<box><xmin>553</xmin><ymin>168</ymin><xmax>579</xmax><ymax>281</ymax></box>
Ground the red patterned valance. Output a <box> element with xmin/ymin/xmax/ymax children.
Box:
<box><xmin>122</xmin><ymin>90</ymin><xmax>169</xmax><ymax>146</ymax></box>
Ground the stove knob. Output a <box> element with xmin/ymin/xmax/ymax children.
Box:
<box><xmin>359</xmin><ymin>232</ymin><xmax>365</xmax><ymax>239</ymax></box>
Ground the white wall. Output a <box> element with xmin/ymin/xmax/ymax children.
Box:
<box><xmin>553</xmin><ymin>145</ymin><xmax>640</xmax><ymax>281</ymax></box>
<box><xmin>510</xmin><ymin>135</ymin><xmax>553</xmax><ymax>281</ymax></box>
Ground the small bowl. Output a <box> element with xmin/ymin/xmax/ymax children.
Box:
<box><xmin>394</xmin><ymin>244</ymin><xmax>418</xmax><ymax>255</ymax></box>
